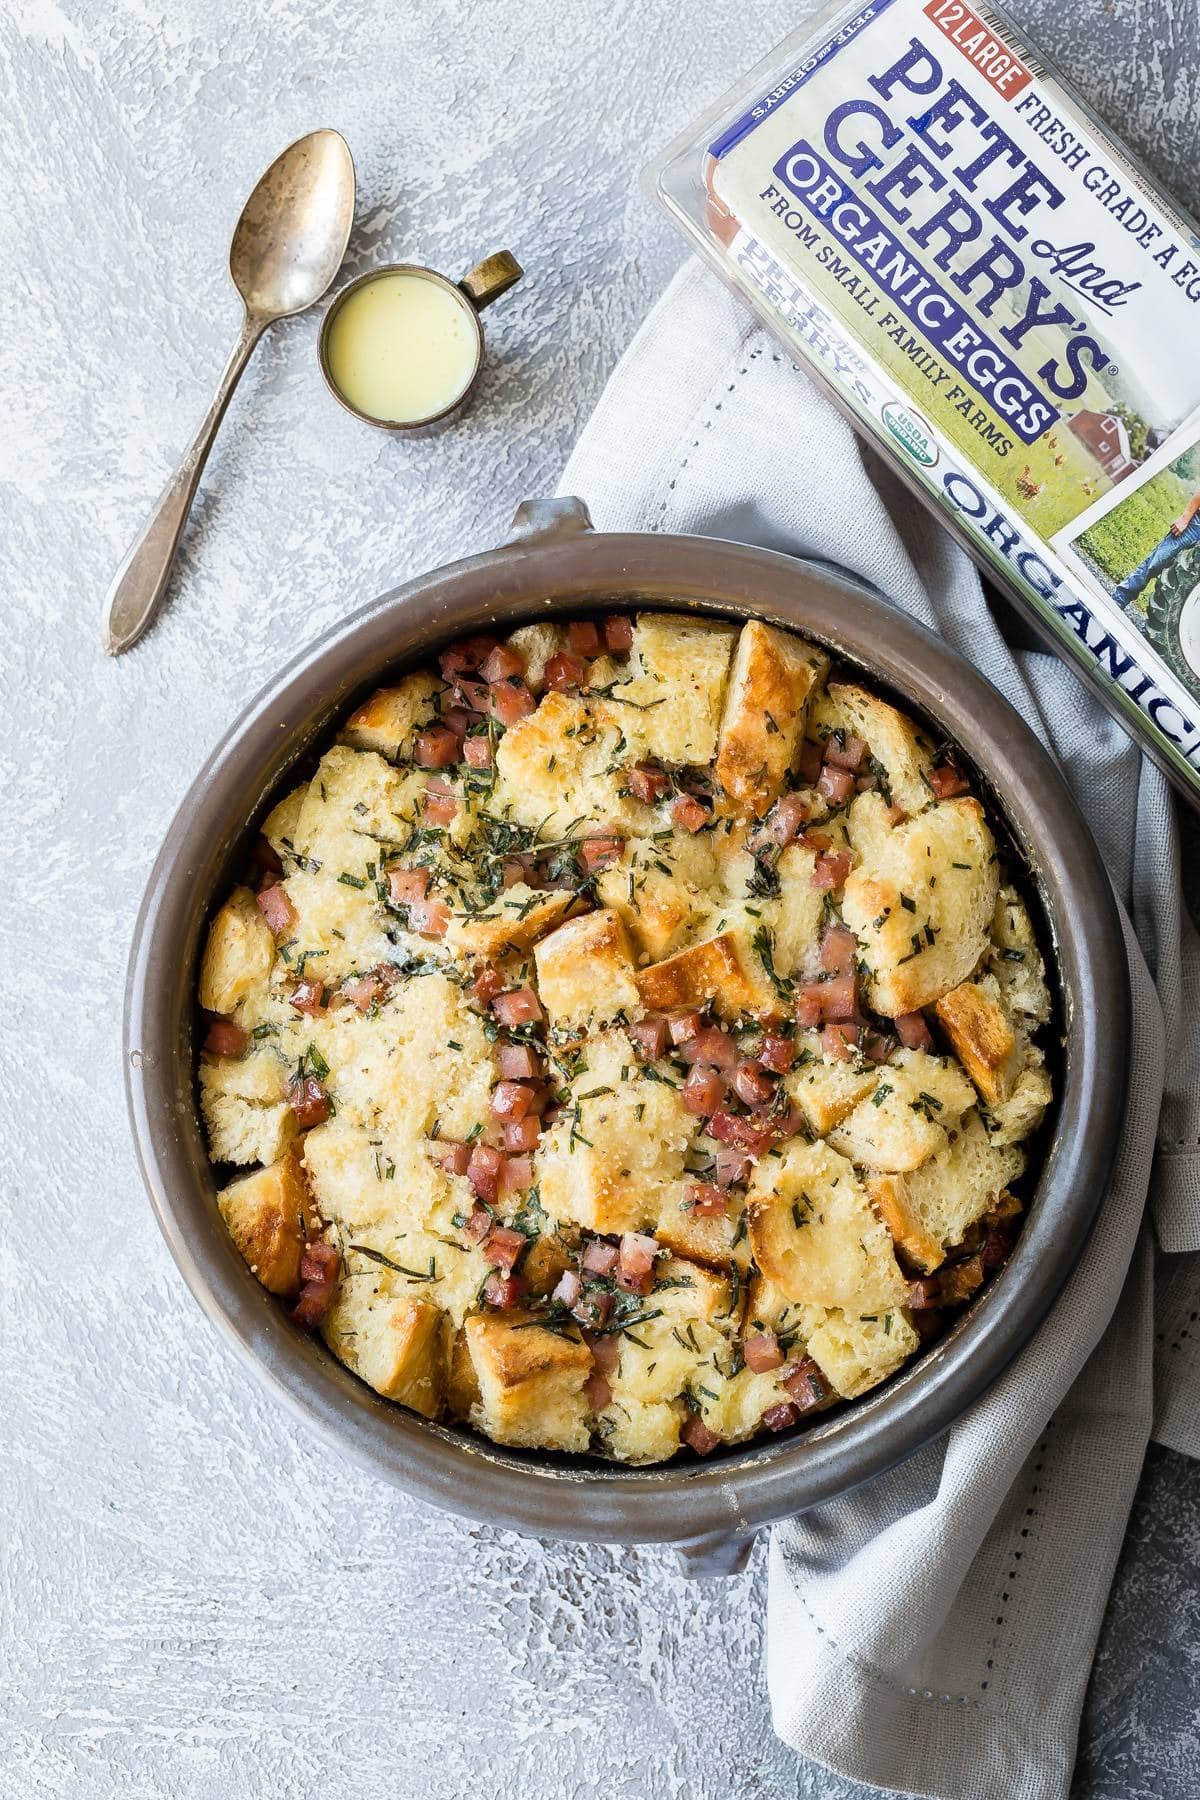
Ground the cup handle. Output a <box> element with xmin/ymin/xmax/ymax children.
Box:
<box><xmin>460</xmin><ymin>251</ymin><xmax>523</xmax><ymax>311</ymax></box>
<box><xmin>674</xmin><ymin>1531</ymin><xmax>756</xmax><ymax>1578</ymax></box>
<box><xmin>503</xmin><ymin>495</ymin><xmax>594</xmax><ymax>547</ymax></box>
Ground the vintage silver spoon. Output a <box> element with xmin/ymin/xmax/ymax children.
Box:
<box><xmin>102</xmin><ymin>129</ymin><xmax>356</xmax><ymax>655</ymax></box>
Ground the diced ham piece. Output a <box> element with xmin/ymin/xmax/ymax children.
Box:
<box><xmin>552</xmin><ymin>1269</ymin><xmax>582</xmax><ymax>1308</ymax></box>
<box><xmin>671</xmin><ymin>793</ymin><xmax>709</xmax><ymax>834</ymax></box>
<box><xmin>855</xmin><ymin>774</ymin><xmax>877</xmax><ymax>793</ymax></box>
<box><xmin>685</xmin><ymin>1183</ymin><xmax>728</xmax><ymax>1217</ymax></box>
<box><xmin>492</xmin><ymin>987</ymin><xmax>543</xmax><ymax>1027</ymax></box>
<box><xmin>289</xmin><ymin>978</ymin><xmax>326</xmax><ymax>1017</ymax></box>
<box><xmin>762</xmin><ymin>792</ymin><xmax>811</xmax><ymax>845</ymax></box>
<box><xmin>545</xmin><ymin>651</ymin><xmax>587</xmax><ymax>692</ymax></box>
<box><xmin>408</xmin><ymin>894</ymin><xmax>450</xmax><ymax>938</ymax></box>
<box><xmin>758</xmin><ymin>1034</ymin><xmax>794</xmax><ymax>1074</ymax></box>
<box><xmin>681</xmin><ymin>1415</ymin><xmax>721</xmax><ymax>1457</ymax></box>
<box><xmin>707</xmin><ymin>1111</ymin><xmax>774</xmax><ymax>1155</ymax></box>
<box><xmin>863</xmin><ymin>1030</ymin><xmax>893</xmax><ymax>1065</ymax></box>
<box><xmin>340</xmin><ymin>970</ymin><xmax>388</xmax><ymax>1014</ymax></box>
<box><xmin>782</xmin><ymin>1356</ymin><xmax>829</xmax><ymax>1411</ymax></box>
<box><xmin>628</xmin><ymin>1016</ymin><xmax>669</xmax><ymax>1060</ymax></box>
<box><xmin>668</xmin><ymin>1010</ymin><xmax>703</xmax><ymax>1046</ymax></box>
<box><xmin>441</xmin><ymin>706</ymin><xmax>474</xmax><ymax>738</ymax></box>
<box><xmin>414</xmin><ymin>725</ymin><xmax>460</xmax><ymax>769</ymax></box>
<box><xmin>462</xmin><ymin>1202</ymin><xmax>493</xmax><ymax>1243</ymax></box>
<box><xmin>431</xmin><ymin>1141</ymin><xmax>472</xmax><ymax>1179</ymax></box>
<box><xmin>388</xmin><ymin>866</ymin><xmax>430</xmax><ymax>907</ymax></box>
<box><xmin>452</xmin><ymin>675</ymin><xmax>492</xmax><ymax>714</ymax></box>
<box><xmin>585</xmin><ymin>1331</ymin><xmax>620</xmax><ymax>1376</ymax></box>
<box><xmin>292</xmin><ymin>1239</ymin><xmax>339</xmax><ymax>1330</ymax></box>
<box><xmin>501</xmin><ymin>856</ymin><xmax>530</xmax><ymax>889</ymax></box>
<box><xmin>887</xmin><ymin>801</ymin><xmax>908</xmax><ymax>827</ymax></box>
<box><xmin>497</xmin><ymin>1042</ymin><xmax>541</xmax><ymax>1081</ymax></box>
<box><xmin>679</xmin><ymin>1026</ymin><xmax>739</xmax><ymax>1070</ymax></box>
<box><xmin>811</xmin><ymin>850</ymin><xmax>853</xmax><ymax>891</ymax></box>
<box><xmin>732</xmin><ymin>1060</ymin><xmax>776</xmax><ymax>1110</ymax></box>
<box><xmin>795</xmin><ymin>738</ymin><xmax>824</xmax><ymax>785</ymax></box>
<box><xmin>252</xmin><ymin>835</ymin><xmax>283</xmax><ymax>878</ymax></box>
<box><xmin>742</xmin><ymin>1330</ymin><xmax>784</xmax><ymax>1373</ymax></box>
<box><xmin>566</xmin><ymin>619</ymin><xmax>602</xmax><ymax>657</ymax></box>
<box><xmin>491</xmin><ymin>1080</ymin><xmax>534</xmax><ymax>1122</ymax></box>
<box><xmin>489</xmin><ymin>679</ymin><xmax>536</xmax><ymax>727</ymax></box>
<box><xmin>823</xmin><ymin>733</ymin><xmax>867</xmax><ymax>772</ymax></box>
<box><xmin>794</xmin><ymin>985</ymin><xmax>824</xmax><ymax>1030</ymax></box>
<box><xmin>820</xmin><ymin>924</ymin><xmax>858</xmax><ymax>976</ymax></box>
<box><xmin>616</xmin><ymin>1231</ymin><xmax>659</xmax><ymax>1293</ymax></box>
<box><xmin>762</xmin><ymin>1401</ymin><xmax>799</xmax><ymax>1432</ymax></box>
<box><xmin>927</xmin><ymin>762</ymin><xmax>971</xmax><ymax>799</ymax></box>
<box><xmin>817</xmin><ymin>764</ymin><xmax>855</xmax><ymax>805</ymax></box>
<box><xmin>440</xmin><ymin>636</ymin><xmax>495</xmax><ymax>678</ymax></box>
<box><xmin>483</xmin><ymin>1272</ymin><xmax>523</xmax><ymax>1309</ymax></box>
<box><xmin>483</xmin><ymin>1225</ymin><xmax>526</xmax><ymax>1272</ymax></box>
<box><xmin>585</xmin><ymin>1369</ymin><xmax>613</xmax><ymax>1412</ymax></box>
<box><xmin>582</xmin><ymin>1240</ymin><xmax>619</xmax><ymax>1276</ymax></box>
<box><xmin>498</xmin><ymin>1154</ymin><xmax>533</xmax><ymax>1197</ymax></box>
<box><xmin>627</xmin><ymin>762</ymin><xmax>671</xmax><ymax>804</ymax></box>
<box><xmin>463</xmin><ymin>734</ymin><xmax>494</xmax><ymax>769</ymax></box>
<box><xmin>467</xmin><ymin>1143</ymin><xmax>504</xmax><ymax>1202</ymax></box>
<box><xmin>683</xmin><ymin>1066</ymin><xmax>726</xmax><ymax>1116</ymax></box>
<box><xmin>713</xmin><ymin>1145</ymin><xmax>753</xmax><ymax>1188</ymax></box>
<box><xmin>482</xmin><ymin>644</ymin><xmax>525</xmax><ymax>684</ymax></box>
<box><xmin>472</xmin><ymin>964</ymin><xmax>503</xmax><ymax>1004</ymax></box>
<box><xmin>602</xmin><ymin>615</ymin><xmax>634</xmax><ymax>652</ymax></box>
<box><xmin>822</xmin><ymin>1022</ymin><xmax>859</xmax><ymax>1060</ymax></box>
<box><xmin>895</xmin><ymin>1011</ymin><xmax>936</xmax><ymax>1052</ymax></box>
<box><xmin>579</xmin><ymin>835</ymin><xmax>624</xmax><ymax>873</ymax></box>
<box><xmin>574</xmin><ymin>1287</ymin><xmax>613</xmax><ymax>1329</ymax></box>
<box><xmin>503</xmin><ymin>1116</ymin><xmax>541</xmax><ymax>1153</ymax></box>
<box><xmin>423</xmin><ymin>778</ymin><xmax>459</xmax><ymax>827</ymax></box>
<box><xmin>256</xmin><ymin>883</ymin><xmax>296</xmax><ymax>936</ymax></box>
<box><xmin>287</xmin><ymin>1075</ymin><xmax>329</xmax><ymax>1130</ymax></box>
<box><xmin>819</xmin><ymin>971</ymin><xmax>858</xmax><ymax>1022</ymax></box>
<box><xmin>204</xmin><ymin>1018</ymin><xmax>248</xmax><ymax>1057</ymax></box>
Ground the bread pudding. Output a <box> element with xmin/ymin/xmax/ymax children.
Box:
<box><xmin>196</xmin><ymin>610</ymin><xmax>1053</xmax><ymax>1463</ymax></box>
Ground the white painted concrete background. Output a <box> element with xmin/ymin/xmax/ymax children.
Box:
<box><xmin>3</xmin><ymin>3</ymin><xmax>1199</xmax><ymax>1796</ymax></box>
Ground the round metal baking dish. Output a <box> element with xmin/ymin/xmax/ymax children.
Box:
<box><xmin>124</xmin><ymin>496</ymin><xmax>1130</xmax><ymax>1573</ymax></box>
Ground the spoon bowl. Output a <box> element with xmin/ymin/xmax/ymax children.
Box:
<box><xmin>102</xmin><ymin>129</ymin><xmax>356</xmax><ymax>655</ymax></box>
<box><xmin>230</xmin><ymin>130</ymin><xmax>356</xmax><ymax>321</ymax></box>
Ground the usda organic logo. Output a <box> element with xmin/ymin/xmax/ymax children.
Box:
<box><xmin>882</xmin><ymin>402</ymin><xmax>938</xmax><ymax>468</ymax></box>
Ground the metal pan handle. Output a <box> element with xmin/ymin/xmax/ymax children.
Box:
<box><xmin>503</xmin><ymin>495</ymin><xmax>594</xmax><ymax>546</ymax></box>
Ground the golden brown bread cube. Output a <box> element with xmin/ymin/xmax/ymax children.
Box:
<box><xmin>827</xmin><ymin>1048</ymin><xmax>975</xmax><ymax>1172</ymax></box>
<box><xmin>786</xmin><ymin>1034</ymin><xmax>881</xmax><ymax>1134</ymax></box>
<box><xmin>635</xmin><ymin>930</ymin><xmax>778</xmax><ymax>1022</ymax></box>
<box><xmin>323</xmin><ymin>1290</ymin><xmax>450</xmax><ymax>1416</ymax></box>
<box><xmin>465</xmin><ymin>1312</ymin><xmax>593</xmax><ymax>1452</ymax></box>
<box><xmin>715</xmin><ymin>621</ymin><xmax>829</xmax><ymax>816</ymax></box>
<box><xmin>536</xmin><ymin>1030</ymin><xmax>698</xmax><ymax>1235</ymax></box>
<box><xmin>595</xmin><ymin>832</ymin><xmax>717</xmax><ymax>960</ymax></box>
<box><xmin>444</xmin><ymin>889</ymin><xmax>576</xmax><ymax>962</ymax></box>
<box><xmin>747</xmin><ymin>1139</ymin><xmax>908</xmax><ymax>1312</ymax></box>
<box><xmin>340</xmin><ymin>672</ymin><xmax>443</xmax><ymax>760</ymax></box>
<box><xmin>800</xmin><ymin>1304</ymin><xmax>920</xmax><ymax>1399</ymax></box>
<box><xmin>607</xmin><ymin>612</ymin><xmax>737</xmax><ymax>766</ymax></box>
<box><xmin>901</xmin><ymin>1114</ymin><xmax>1025</xmax><ymax>1254</ymax></box>
<box><xmin>201</xmin><ymin>1049</ymin><xmax>297</xmax><ymax>1168</ymax></box>
<box><xmin>217</xmin><ymin>1151</ymin><xmax>315</xmax><ymax>1294</ymax></box>
<box><xmin>865</xmin><ymin>1173</ymin><xmax>945</xmax><ymax>1274</ymax></box>
<box><xmin>198</xmin><ymin>886</ymin><xmax>276</xmax><ymax>1016</ymax></box>
<box><xmin>935</xmin><ymin>980</ymin><xmax>1023</xmax><ymax>1107</ymax></box>
<box><xmin>841</xmin><ymin>799</ymin><xmax>999</xmax><ymax>1015</ymax></box>
<box><xmin>534</xmin><ymin>908</ymin><xmax>641</xmax><ymax>1032</ymax></box>
<box><xmin>493</xmin><ymin>691</ymin><xmax>653</xmax><ymax>836</ymax></box>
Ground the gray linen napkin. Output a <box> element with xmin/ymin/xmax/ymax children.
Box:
<box><xmin>559</xmin><ymin>260</ymin><xmax>1200</xmax><ymax>1800</ymax></box>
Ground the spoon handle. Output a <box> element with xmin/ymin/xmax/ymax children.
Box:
<box><xmin>101</xmin><ymin>313</ymin><xmax>266</xmax><ymax>655</ymax></box>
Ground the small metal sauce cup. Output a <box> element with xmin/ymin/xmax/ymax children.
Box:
<box><xmin>318</xmin><ymin>251</ymin><xmax>522</xmax><ymax>430</ymax></box>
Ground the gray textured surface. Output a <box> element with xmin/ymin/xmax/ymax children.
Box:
<box><xmin>1</xmin><ymin>2</ymin><xmax>1198</xmax><ymax>1795</ymax></box>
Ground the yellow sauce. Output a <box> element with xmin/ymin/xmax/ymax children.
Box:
<box><xmin>325</xmin><ymin>271</ymin><xmax>479</xmax><ymax>424</ymax></box>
